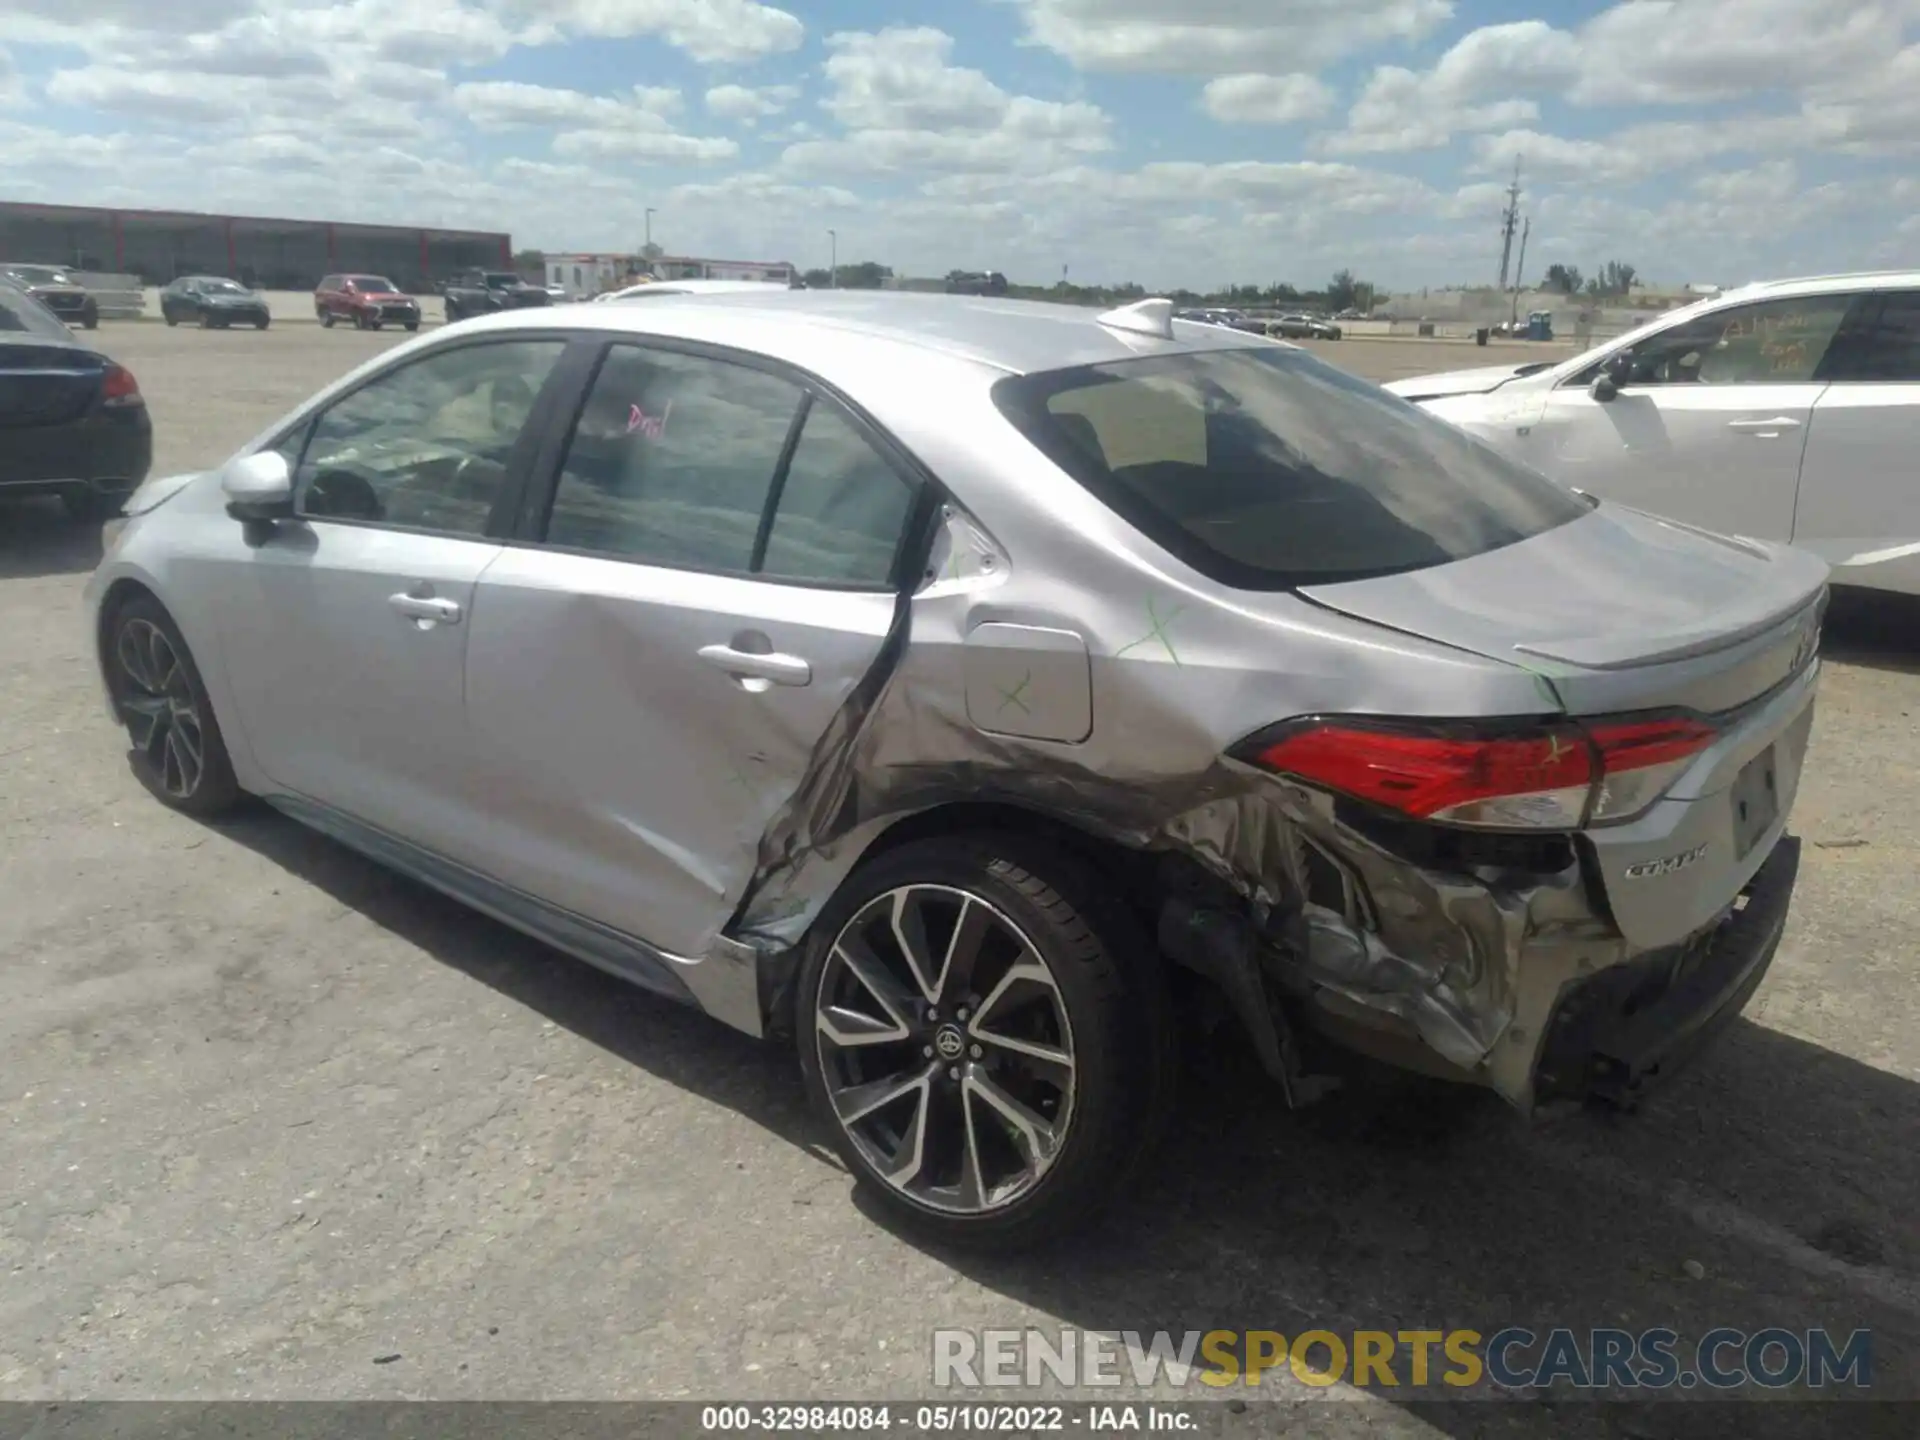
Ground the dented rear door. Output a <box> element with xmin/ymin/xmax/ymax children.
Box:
<box><xmin>462</xmin><ymin>338</ymin><xmax>921</xmax><ymax>959</ymax></box>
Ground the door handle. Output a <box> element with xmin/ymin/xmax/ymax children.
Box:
<box><xmin>389</xmin><ymin>591</ymin><xmax>462</xmax><ymax>624</ymax></box>
<box><xmin>698</xmin><ymin>643</ymin><xmax>811</xmax><ymax>687</ymax></box>
<box><xmin>1727</xmin><ymin>417</ymin><xmax>1802</xmax><ymax>434</ymax></box>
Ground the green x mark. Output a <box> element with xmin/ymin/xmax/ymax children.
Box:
<box><xmin>725</xmin><ymin>763</ymin><xmax>756</xmax><ymax>792</ymax></box>
<box><xmin>997</xmin><ymin>670</ymin><xmax>1034</xmax><ymax>716</ymax></box>
<box><xmin>1114</xmin><ymin>595</ymin><xmax>1187</xmax><ymax>666</ymax></box>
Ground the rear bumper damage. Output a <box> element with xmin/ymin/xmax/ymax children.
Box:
<box><xmin>1534</xmin><ymin>836</ymin><xmax>1798</xmax><ymax>1109</ymax></box>
<box><xmin>1155</xmin><ymin>775</ymin><xmax>1799</xmax><ymax>1112</ymax></box>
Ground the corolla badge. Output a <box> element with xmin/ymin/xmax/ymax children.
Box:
<box><xmin>1623</xmin><ymin>843</ymin><xmax>1709</xmax><ymax>879</ymax></box>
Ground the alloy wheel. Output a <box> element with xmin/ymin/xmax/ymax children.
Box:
<box><xmin>813</xmin><ymin>884</ymin><xmax>1076</xmax><ymax>1216</ymax></box>
<box><xmin>113</xmin><ymin>618</ymin><xmax>206</xmax><ymax>799</ymax></box>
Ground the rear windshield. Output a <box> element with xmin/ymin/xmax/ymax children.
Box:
<box><xmin>992</xmin><ymin>347</ymin><xmax>1587</xmax><ymax>589</ymax></box>
<box><xmin>0</xmin><ymin>282</ymin><xmax>72</xmax><ymax>338</ymax></box>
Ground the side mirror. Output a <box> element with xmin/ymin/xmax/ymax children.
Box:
<box><xmin>1589</xmin><ymin>373</ymin><xmax>1619</xmax><ymax>403</ymax></box>
<box><xmin>222</xmin><ymin>450</ymin><xmax>294</xmax><ymax>524</ymax></box>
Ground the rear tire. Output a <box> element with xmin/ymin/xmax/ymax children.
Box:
<box><xmin>103</xmin><ymin>594</ymin><xmax>243</xmax><ymax>818</ymax></box>
<box><xmin>164</xmin><ymin>308</ymin><xmax>178</xmax><ymax>327</ymax></box>
<box><xmin>255</xmin><ymin>316</ymin><xmax>270</xmax><ymax>330</ymax></box>
<box><xmin>796</xmin><ymin>832</ymin><xmax>1174</xmax><ymax>1251</ymax></box>
<box><xmin>405</xmin><ymin>321</ymin><xmax>420</xmax><ymax>332</ymax></box>
<box><xmin>83</xmin><ymin>310</ymin><xmax>99</xmax><ymax>331</ymax></box>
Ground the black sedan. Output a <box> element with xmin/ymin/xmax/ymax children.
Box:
<box><xmin>159</xmin><ymin>276</ymin><xmax>272</xmax><ymax>329</ymax></box>
<box><xmin>0</xmin><ymin>279</ymin><xmax>152</xmax><ymax>520</ymax></box>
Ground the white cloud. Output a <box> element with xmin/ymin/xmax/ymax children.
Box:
<box><xmin>785</xmin><ymin>27</ymin><xmax>1111</xmax><ymax>176</ymax></box>
<box><xmin>552</xmin><ymin>129</ymin><xmax>738</xmax><ymax>161</ymax></box>
<box><xmin>1570</xmin><ymin>0</ymin><xmax>1907</xmax><ymax>106</ymax></box>
<box><xmin>1014</xmin><ymin>0</ymin><xmax>1454</xmax><ymax>74</ymax></box>
<box><xmin>454</xmin><ymin>80</ymin><xmax>682</xmax><ymax>129</ymax></box>
<box><xmin>450</xmin><ymin>79</ymin><xmax>735</xmax><ymax>163</ymax></box>
<box><xmin>1</xmin><ymin>46</ymin><xmax>31</xmax><ymax>108</ymax></box>
<box><xmin>704</xmin><ymin>83</ymin><xmax>800</xmax><ymax>123</ymax></box>
<box><xmin>521</xmin><ymin>0</ymin><xmax>804</xmax><ymax>63</ymax></box>
<box><xmin>1201</xmin><ymin>74</ymin><xmax>1336</xmax><ymax>124</ymax></box>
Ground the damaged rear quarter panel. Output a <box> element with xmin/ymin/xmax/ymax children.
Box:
<box><xmin>729</xmin><ymin>379</ymin><xmax>1619</xmax><ymax>1099</ymax></box>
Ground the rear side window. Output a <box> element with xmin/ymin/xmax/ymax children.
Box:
<box><xmin>0</xmin><ymin>283</ymin><xmax>70</xmax><ymax>338</ymax></box>
<box><xmin>992</xmin><ymin>348</ymin><xmax>1589</xmax><ymax>590</ymax></box>
<box><xmin>760</xmin><ymin>404</ymin><xmax>916</xmax><ymax>585</ymax></box>
<box><xmin>1826</xmin><ymin>292</ymin><xmax>1920</xmax><ymax>381</ymax></box>
<box><xmin>545</xmin><ymin>344</ymin><xmax>804</xmax><ymax>570</ymax></box>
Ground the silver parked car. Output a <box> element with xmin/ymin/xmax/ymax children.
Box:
<box><xmin>87</xmin><ymin>293</ymin><xmax>1826</xmax><ymax>1248</ymax></box>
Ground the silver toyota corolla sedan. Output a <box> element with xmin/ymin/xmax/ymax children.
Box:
<box><xmin>86</xmin><ymin>292</ymin><xmax>1827</xmax><ymax>1249</ymax></box>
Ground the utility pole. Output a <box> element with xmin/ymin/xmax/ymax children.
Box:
<box><xmin>827</xmin><ymin>228</ymin><xmax>837</xmax><ymax>288</ymax></box>
<box><xmin>1510</xmin><ymin>216</ymin><xmax>1531</xmax><ymax>328</ymax></box>
<box><xmin>1496</xmin><ymin>158</ymin><xmax>1522</xmax><ymax>291</ymax></box>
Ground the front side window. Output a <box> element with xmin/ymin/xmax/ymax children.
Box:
<box><xmin>294</xmin><ymin>339</ymin><xmax>564</xmax><ymax>536</ymax></box>
<box><xmin>545</xmin><ymin>344</ymin><xmax>804</xmax><ymax>570</ymax></box>
<box><xmin>994</xmin><ymin>348</ymin><xmax>1589</xmax><ymax>590</ymax></box>
<box><xmin>1593</xmin><ymin>294</ymin><xmax>1856</xmax><ymax>387</ymax></box>
<box><xmin>1825</xmin><ymin>291</ymin><xmax>1920</xmax><ymax>382</ymax></box>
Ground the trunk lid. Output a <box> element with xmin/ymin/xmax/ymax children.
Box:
<box><xmin>0</xmin><ymin>345</ymin><xmax>102</xmax><ymax>428</ymax></box>
<box><xmin>1301</xmin><ymin>503</ymin><xmax>1827</xmax><ymax>951</ymax></box>
<box><xmin>1298</xmin><ymin>503</ymin><xmax>1829</xmax><ymax>724</ymax></box>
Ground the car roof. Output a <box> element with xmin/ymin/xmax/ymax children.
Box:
<box><xmin>602</xmin><ymin>279</ymin><xmax>794</xmax><ymax>297</ymax></box>
<box><xmin>483</xmin><ymin>290</ymin><xmax>1277</xmax><ymax>375</ymax></box>
<box><xmin>1711</xmin><ymin>269</ymin><xmax>1920</xmax><ymax>302</ymax></box>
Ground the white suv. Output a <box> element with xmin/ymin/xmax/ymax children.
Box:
<box><xmin>1387</xmin><ymin>272</ymin><xmax>1920</xmax><ymax>596</ymax></box>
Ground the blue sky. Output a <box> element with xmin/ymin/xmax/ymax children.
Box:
<box><xmin>2</xmin><ymin>0</ymin><xmax>1917</xmax><ymax>290</ymax></box>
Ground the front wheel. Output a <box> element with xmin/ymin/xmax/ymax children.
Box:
<box><xmin>255</xmin><ymin>316</ymin><xmax>270</xmax><ymax>330</ymax></box>
<box><xmin>163</xmin><ymin>308</ymin><xmax>178</xmax><ymax>327</ymax></box>
<box><xmin>796</xmin><ymin>833</ymin><xmax>1173</xmax><ymax>1250</ymax></box>
<box><xmin>83</xmin><ymin>311</ymin><xmax>100</xmax><ymax>330</ymax></box>
<box><xmin>404</xmin><ymin>321</ymin><xmax>420</xmax><ymax>332</ymax></box>
<box><xmin>319</xmin><ymin>309</ymin><xmax>335</xmax><ymax>328</ymax></box>
<box><xmin>104</xmin><ymin>594</ymin><xmax>243</xmax><ymax>817</ymax></box>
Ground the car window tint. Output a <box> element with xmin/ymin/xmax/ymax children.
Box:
<box><xmin>294</xmin><ymin>339</ymin><xmax>563</xmax><ymax>535</ymax></box>
<box><xmin>760</xmin><ymin>404</ymin><xmax>916</xmax><ymax>585</ymax></box>
<box><xmin>0</xmin><ymin>284</ymin><xmax>69</xmax><ymax>338</ymax></box>
<box><xmin>995</xmin><ymin>348</ymin><xmax>1589</xmax><ymax>590</ymax></box>
<box><xmin>1615</xmin><ymin>295</ymin><xmax>1851</xmax><ymax>386</ymax></box>
<box><xmin>546</xmin><ymin>344</ymin><xmax>804</xmax><ymax>570</ymax></box>
<box><xmin>1827</xmin><ymin>292</ymin><xmax>1920</xmax><ymax>381</ymax></box>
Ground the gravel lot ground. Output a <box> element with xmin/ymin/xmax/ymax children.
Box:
<box><xmin>2</xmin><ymin>323</ymin><xmax>1916</xmax><ymax>1428</ymax></box>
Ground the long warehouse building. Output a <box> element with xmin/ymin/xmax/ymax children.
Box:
<box><xmin>0</xmin><ymin>200</ymin><xmax>511</xmax><ymax>292</ymax></box>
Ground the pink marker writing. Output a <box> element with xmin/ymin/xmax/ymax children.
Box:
<box><xmin>626</xmin><ymin>399</ymin><xmax>672</xmax><ymax>438</ymax></box>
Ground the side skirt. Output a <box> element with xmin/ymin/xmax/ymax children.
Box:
<box><xmin>263</xmin><ymin>793</ymin><xmax>766</xmax><ymax>1038</ymax></box>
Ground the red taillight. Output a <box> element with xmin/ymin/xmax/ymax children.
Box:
<box><xmin>101</xmin><ymin>364</ymin><xmax>142</xmax><ymax>408</ymax></box>
<box><xmin>1585</xmin><ymin>716</ymin><xmax>1717</xmax><ymax>822</ymax></box>
<box><xmin>1239</xmin><ymin>713</ymin><xmax>1717</xmax><ymax>830</ymax></box>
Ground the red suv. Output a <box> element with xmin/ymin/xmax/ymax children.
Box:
<box><xmin>314</xmin><ymin>274</ymin><xmax>422</xmax><ymax>331</ymax></box>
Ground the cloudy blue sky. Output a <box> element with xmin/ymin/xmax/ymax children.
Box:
<box><xmin>2</xmin><ymin>0</ymin><xmax>1917</xmax><ymax>289</ymax></box>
